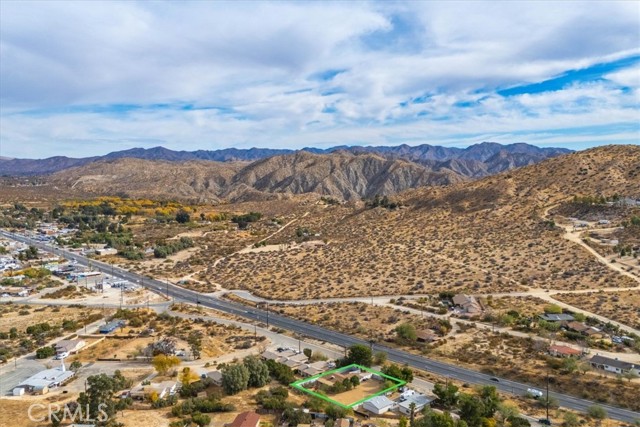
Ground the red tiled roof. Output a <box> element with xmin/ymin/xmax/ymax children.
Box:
<box><xmin>550</xmin><ymin>345</ymin><xmax>581</xmax><ymax>355</ymax></box>
<box><xmin>228</xmin><ymin>412</ymin><xmax>261</xmax><ymax>427</ymax></box>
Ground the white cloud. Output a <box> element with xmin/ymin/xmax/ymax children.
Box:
<box><xmin>0</xmin><ymin>1</ymin><xmax>639</xmax><ymax>157</ymax></box>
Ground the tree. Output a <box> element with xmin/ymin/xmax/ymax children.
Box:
<box><xmin>175</xmin><ymin>210</ymin><xmax>191</xmax><ymax>224</ymax></box>
<box><xmin>35</xmin><ymin>346</ymin><xmax>55</xmax><ymax>359</ymax></box>
<box><xmin>325</xmin><ymin>403</ymin><xmax>349</xmax><ymax>419</ymax></box>
<box><xmin>496</xmin><ymin>403</ymin><xmax>519</xmax><ymax>427</ymax></box>
<box><xmin>508</xmin><ymin>418</ymin><xmax>530</xmax><ymax>427</ymax></box>
<box><xmin>76</xmin><ymin>372</ymin><xmax>130</xmax><ymax>426</ymax></box>
<box><xmin>562</xmin><ymin>412</ymin><xmax>579</xmax><ymax>427</ymax></box>
<box><xmin>243</xmin><ymin>355</ymin><xmax>270</xmax><ymax>388</ymax></box>
<box><xmin>414</xmin><ymin>410</ymin><xmax>460</xmax><ymax>427</ymax></box>
<box><xmin>350</xmin><ymin>375</ymin><xmax>360</xmax><ymax>387</ymax></box>
<box><xmin>221</xmin><ymin>364</ymin><xmax>250</xmax><ymax>395</ymax></box>
<box><xmin>303</xmin><ymin>348</ymin><xmax>313</xmax><ymax>359</ymax></box>
<box><xmin>382</xmin><ymin>363</ymin><xmax>414</xmax><ymax>382</ymax></box>
<box><xmin>479</xmin><ymin>386</ymin><xmax>500</xmax><ymax>418</ymax></box>
<box><xmin>180</xmin><ymin>367</ymin><xmax>199</xmax><ymax>386</ymax></box>
<box><xmin>188</xmin><ymin>332</ymin><xmax>202</xmax><ymax>360</ymax></box>
<box><xmin>400</xmin><ymin>416</ymin><xmax>409</xmax><ymax>427</ymax></box>
<box><xmin>152</xmin><ymin>354</ymin><xmax>181</xmax><ymax>375</ymax></box>
<box><xmin>192</xmin><ymin>413</ymin><xmax>211</xmax><ymax>427</ymax></box>
<box><xmin>561</xmin><ymin>358</ymin><xmax>578</xmax><ymax>374</ymax></box>
<box><xmin>70</xmin><ymin>360</ymin><xmax>83</xmax><ymax>372</ymax></box>
<box><xmin>344</xmin><ymin>344</ymin><xmax>372</xmax><ymax>367</ymax></box>
<box><xmin>373</xmin><ymin>351</ymin><xmax>387</xmax><ymax>365</ymax></box>
<box><xmin>578</xmin><ymin>361</ymin><xmax>591</xmax><ymax>375</ymax></box>
<box><xmin>459</xmin><ymin>394</ymin><xmax>485</xmax><ymax>427</ymax></box>
<box><xmin>395</xmin><ymin>323</ymin><xmax>418</xmax><ymax>342</ymax></box>
<box><xmin>622</xmin><ymin>370</ymin><xmax>639</xmax><ymax>382</ymax></box>
<box><xmin>543</xmin><ymin>304</ymin><xmax>563</xmax><ymax>314</ymax></box>
<box><xmin>587</xmin><ymin>405</ymin><xmax>607</xmax><ymax>421</ymax></box>
<box><xmin>433</xmin><ymin>382</ymin><xmax>459</xmax><ymax>409</ymax></box>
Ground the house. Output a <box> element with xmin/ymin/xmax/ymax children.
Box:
<box><xmin>55</xmin><ymin>339</ymin><xmax>86</xmax><ymax>355</ymax></box>
<box><xmin>95</xmin><ymin>248</ymin><xmax>118</xmax><ymax>256</ymax></box>
<box><xmin>99</xmin><ymin>320</ymin><xmax>125</xmax><ymax>334</ymax></box>
<box><xmin>398</xmin><ymin>391</ymin><xmax>433</xmax><ymax>415</ymax></box>
<box><xmin>14</xmin><ymin>360</ymin><xmax>75</xmax><ymax>395</ymax></box>
<box><xmin>300</xmin><ymin>361</ymin><xmax>328</xmax><ymax>378</ymax></box>
<box><xmin>539</xmin><ymin>314</ymin><xmax>574</xmax><ymax>322</ymax></box>
<box><xmin>130</xmin><ymin>381</ymin><xmax>179</xmax><ymax>400</ymax></box>
<box><xmin>564</xmin><ymin>322</ymin><xmax>603</xmax><ymax>338</ymax></box>
<box><xmin>362</xmin><ymin>395</ymin><xmax>395</xmax><ymax>415</ymax></box>
<box><xmin>590</xmin><ymin>355</ymin><xmax>639</xmax><ymax>375</ymax></box>
<box><xmin>205</xmin><ymin>370</ymin><xmax>222</xmax><ymax>386</ymax></box>
<box><xmin>565</xmin><ymin>321</ymin><xmax>590</xmax><ymax>333</ymax></box>
<box><xmin>226</xmin><ymin>412</ymin><xmax>261</xmax><ymax>427</ymax></box>
<box><xmin>416</xmin><ymin>330</ymin><xmax>438</xmax><ymax>343</ymax></box>
<box><xmin>548</xmin><ymin>345</ymin><xmax>582</xmax><ymax>358</ymax></box>
<box><xmin>452</xmin><ymin>294</ymin><xmax>482</xmax><ymax>316</ymax></box>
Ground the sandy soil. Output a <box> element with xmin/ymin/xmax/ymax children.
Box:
<box><xmin>0</xmin><ymin>304</ymin><xmax>102</xmax><ymax>333</ymax></box>
<box><xmin>327</xmin><ymin>380</ymin><xmax>385</xmax><ymax>406</ymax></box>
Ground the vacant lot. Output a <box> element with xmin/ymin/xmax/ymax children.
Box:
<box><xmin>212</xmin><ymin>184</ymin><xmax>637</xmax><ymax>300</ymax></box>
<box><xmin>0</xmin><ymin>304</ymin><xmax>104</xmax><ymax>334</ymax></box>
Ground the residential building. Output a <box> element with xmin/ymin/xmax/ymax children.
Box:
<box><xmin>205</xmin><ymin>370</ymin><xmax>223</xmax><ymax>386</ymax></box>
<box><xmin>362</xmin><ymin>395</ymin><xmax>395</xmax><ymax>415</ymax></box>
<box><xmin>416</xmin><ymin>330</ymin><xmax>438</xmax><ymax>343</ymax></box>
<box><xmin>452</xmin><ymin>294</ymin><xmax>483</xmax><ymax>316</ymax></box>
<box><xmin>55</xmin><ymin>339</ymin><xmax>86</xmax><ymax>355</ymax></box>
<box><xmin>538</xmin><ymin>314</ymin><xmax>574</xmax><ymax>322</ymax></box>
<box><xmin>13</xmin><ymin>360</ymin><xmax>75</xmax><ymax>395</ymax></box>
<box><xmin>590</xmin><ymin>355</ymin><xmax>639</xmax><ymax>375</ymax></box>
<box><xmin>548</xmin><ymin>345</ymin><xmax>582</xmax><ymax>358</ymax></box>
<box><xmin>99</xmin><ymin>320</ymin><xmax>125</xmax><ymax>334</ymax></box>
<box><xmin>130</xmin><ymin>381</ymin><xmax>179</xmax><ymax>400</ymax></box>
<box><xmin>226</xmin><ymin>412</ymin><xmax>261</xmax><ymax>427</ymax></box>
<box><xmin>398</xmin><ymin>392</ymin><xmax>433</xmax><ymax>415</ymax></box>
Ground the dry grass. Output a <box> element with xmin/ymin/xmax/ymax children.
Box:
<box><xmin>0</xmin><ymin>304</ymin><xmax>104</xmax><ymax>333</ymax></box>
<box><xmin>553</xmin><ymin>291</ymin><xmax>640</xmax><ymax>330</ymax></box>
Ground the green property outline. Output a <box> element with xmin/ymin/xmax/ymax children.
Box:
<box><xmin>290</xmin><ymin>364</ymin><xmax>406</xmax><ymax>409</ymax></box>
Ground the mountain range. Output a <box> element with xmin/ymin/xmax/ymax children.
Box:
<box><xmin>0</xmin><ymin>142</ymin><xmax>570</xmax><ymax>176</ymax></box>
<box><xmin>1</xmin><ymin>142</ymin><xmax>574</xmax><ymax>201</ymax></box>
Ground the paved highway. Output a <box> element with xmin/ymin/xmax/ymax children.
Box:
<box><xmin>2</xmin><ymin>230</ymin><xmax>639</xmax><ymax>424</ymax></box>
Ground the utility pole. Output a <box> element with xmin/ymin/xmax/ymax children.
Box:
<box><xmin>546</xmin><ymin>374</ymin><xmax>550</xmax><ymax>423</ymax></box>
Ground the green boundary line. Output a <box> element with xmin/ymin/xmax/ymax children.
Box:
<box><xmin>290</xmin><ymin>364</ymin><xmax>406</xmax><ymax>409</ymax></box>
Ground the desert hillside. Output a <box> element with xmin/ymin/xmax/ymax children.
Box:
<box><xmin>212</xmin><ymin>145</ymin><xmax>640</xmax><ymax>299</ymax></box>
<box><xmin>43</xmin><ymin>151</ymin><xmax>465</xmax><ymax>202</ymax></box>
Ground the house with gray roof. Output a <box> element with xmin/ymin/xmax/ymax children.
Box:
<box><xmin>590</xmin><ymin>355</ymin><xmax>639</xmax><ymax>375</ymax></box>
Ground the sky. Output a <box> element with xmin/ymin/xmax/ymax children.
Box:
<box><xmin>0</xmin><ymin>1</ymin><xmax>639</xmax><ymax>159</ymax></box>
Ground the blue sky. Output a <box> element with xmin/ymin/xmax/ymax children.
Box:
<box><xmin>0</xmin><ymin>1</ymin><xmax>638</xmax><ymax>159</ymax></box>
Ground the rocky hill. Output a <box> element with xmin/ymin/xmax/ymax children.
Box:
<box><xmin>0</xmin><ymin>142</ymin><xmax>570</xmax><ymax>177</ymax></box>
<box><xmin>47</xmin><ymin>151</ymin><xmax>465</xmax><ymax>202</ymax></box>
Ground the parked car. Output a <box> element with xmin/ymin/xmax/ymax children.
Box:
<box><xmin>490</xmin><ymin>377</ymin><xmax>500</xmax><ymax>383</ymax></box>
<box><xmin>538</xmin><ymin>419</ymin><xmax>552</xmax><ymax>426</ymax></box>
<box><xmin>527</xmin><ymin>388</ymin><xmax>544</xmax><ymax>398</ymax></box>
<box><xmin>55</xmin><ymin>352</ymin><xmax>69</xmax><ymax>360</ymax></box>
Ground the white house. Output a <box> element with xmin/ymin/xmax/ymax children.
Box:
<box><xmin>362</xmin><ymin>395</ymin><xmax>395</xmax><ymax>415</ymax></box>
<box><xmin>398</xmin><ymin>391</ymin><xmax>433</xmax><ymax>415</ymax></box>
<box><xmin>14</xmin><ymin>360</ymin><xmax>75</xmax><ymax>395</ymax></box>
<box><xmin>590</xmin><ymin>355</ymin><xmax>639</xmax><ymax>375</ymax></box>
